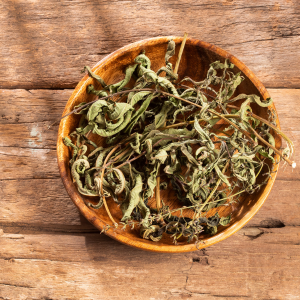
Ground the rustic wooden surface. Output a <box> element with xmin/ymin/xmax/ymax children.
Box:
<box><xmin>0</xmin><ymin>0</ymin><xmax>300</xmax><ymax>299</ymax></box>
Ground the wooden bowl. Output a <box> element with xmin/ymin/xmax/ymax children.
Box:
<box><xmin>57</xmin><ymin>36</ymin><xmax>281</xmax><ymax>253</ymax></box>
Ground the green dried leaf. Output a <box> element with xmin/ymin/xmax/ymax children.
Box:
<box><xmin>82</xmin><ymin>66</ymin><xmax>107</xmax><ymax>87</ymax></box>
<box><xmin>145</xmin><ymin>162</ymin><xmax>161</xmax><ymax>199</ymax></box>
<box><xmin>207</xmin><ymin>213</ymin><xmax>220</xmax><ymax>227</ymax></box>
<box><xmin>266</xmin><ymin>132</ymin><xmax>275</xmax><ymax>156</ymax></box>
<box><xmin>125</xmin><ymin>93</ymin><xmax>153</xmax><ymax>134</ymax></box>
<box><xmin>129</xmin><ymin>91</ymin><xmax>152</xmax><ymax>106</ymax></box>
<box><xmin>87</xmin><ymin>100</ymin><xmax>109</xmax><ymax>122</ymax></box>
<box><xmin>135</xmin><ymin>52</ymin><xmax>151</xmax><ymax>69</ymax></box>
<box><xmin>214</xmin><ymin>164</ymin><xmax>231</xmax><ymax>187</ymax></box>
<box><xmin>157</xmin><ymin>66</ymin><xmax>178</xmax><ymax>80</ymax></box>
<box><xmin>208</xmin><ymin>226</ymin><xmax>218</xmax><ymax>235</ymax></box>
<box><xmin>152</xmin><ymin>149</ymin><xmax>168</xmax><ymax>164</ymax></box>
<box><xmin>165</xmin><ymin>39</ymin><xmax>175</xmax><ymax>63</ymax></box>
<box><xmin>219</xmin><ymin>215</ymin><xmax>231</xmax><ymax>226</ymax></box>
<box><xmin>87</xmin><ymin>85</ymin><xmax>108</xmax><ymax>98</ymax></box>
<box><xmin>249</xmin><ymin>95</ymin><xmax>273</xmax><ymax>107</ymax></box>
<box><xmin>110</xmin><ymin>64</ymin><xmax>138</xmax><ymax>93</ymax></box>
<box><xmin>71</xmin><ymin>159</ymin><xmax>98</xmax><ymax>197</ymax></box>
<box><xmin>121</xmin><ymin>174</ymin><xmax>143</xmax><ymax>221</ymax></box>
<box><xmin>194</xmin><ymin>117</ymin><xmax>215</xmax><ymax>150</ymax></box>
<box><xmin>259</xmin><ymin>150</ymin><xmax>275</xmax><ymax>162</ymax></box>
<box><xmin>93</xmin><ymin>110</ymin><xmax>133</xmax><ymax>137</ymax></box>
<box><xmin>107</xmin><ymin>103</ymin><xmax>133</xmax><ymax>120</ymax></box>
<box><xmin>181</xmin><ymin>145</ymin><xmax>199</xmax><ymax>166</ymax></box>
<box><xmin>130</xmin><ymin>132</ymin><xmax>141</xmax><ymax>154</ymax></box>
<box><xmin>155</xmin><ymin>101</ymin><xmax>175</xmax><ymax>129</ymax></box>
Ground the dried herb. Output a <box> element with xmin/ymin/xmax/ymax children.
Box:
<box><xmin>63</xmin><ymin>37</ymin><xmax>295</xmax><ymax>246</ymax></box>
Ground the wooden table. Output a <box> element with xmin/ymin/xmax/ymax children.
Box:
<box><xmin>1</xmin><ymin>1</ymin><xmax>300</xmax><ymax>299</ymax></box>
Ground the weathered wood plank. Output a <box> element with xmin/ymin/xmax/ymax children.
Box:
<box><xmin>1</xmin><ymin>89</ymin><xmax>299</xmax><ymax>170</ymax></box>
<box><xmin>0</xmin><ymin>178</ymin><xmax>299</xmax><ymax>230</ymax></box>
<box><xmin>0</xmin><ymin>89</ymin><xmax>71</xmax><ymax>124</ymax></box>
<box><xmin>1</xmin><ymin>89</ymin><xmax>299</xmax><ymax>125</ymax></box>
<box><xmin>0</xmin><ymin>147</ymin><xmax>58</xmax><ymax>180</ymax></box>
<box><xmin>0</xmin><ymin>89</ymin><xmax>72</xmax><ymax>149</ymax></box>
<box><xmin>1</xmin><ymin>90</ymin><xmax>299</xmax><ymax>181</ymax></box>
<box><xmin>0</xmin><ymin>0</ymin><xmax>299</xmax><ymax>89</ymax></box>
<box><xmin>0</xmin><ymin>179</ymin><xmax>84</xmax><ymax>226</ymax></box>
<box><xmin>0</xmin><ymin>89</ymin><xmax>299</xmax><ymax>230</ymax></box>
<box><xmin>0</xmin><ymin>122</ymin><xmax>58</xmax><ymax>149</ymax></box>
<box><xmin>0</xmin><ymin>227</ymin><xmax>299</xmax><ymax>299</ymax></box>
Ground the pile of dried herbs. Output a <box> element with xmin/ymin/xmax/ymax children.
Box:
<box><xmin>62</xmin><ymin>38</ymin><xmax>295</xmax><ymax>245</ymax></box>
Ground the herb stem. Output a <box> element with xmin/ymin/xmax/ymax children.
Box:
<box><xmin>99</xmin><ymin>145</ymin><xmax>120</xmax><ymax>226</ymax></box>
<box><xmin>174</xmin><ymin>32</ymin><xmax>188</xmax><ymax>75</ymax></box>
<box><xmin>160</xmin><ymin>114</ymin><xmax>240</xmax><ymax>130</ymax></box>
<box><xmin>113</xmin><ymin>151</ymin><xmax>146</xmax><ymax>171</ymax></box>
<box><xmin>153</xmin><ymin>186</ymin><xmax>246</xmax><ymax>220</ymax></box>
<box><xmin>160</xmin><ymin>91</ymin><xmax>293</xmax><ymax>166</ymax></box>
<box><xmin>156</xmin><ymin>167</ymin><xmax>161</xmax><ymax>210</ymax></box>
<box><xmin>248</xmin><ymin>112</ymin><xmax>294</xmax><ymax>156</ymax></box>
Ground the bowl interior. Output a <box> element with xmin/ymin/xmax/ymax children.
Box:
<box><xmin>57</xmin><ymin>37</ymin><xmax>281</xmax><ymax>252</ymax></box>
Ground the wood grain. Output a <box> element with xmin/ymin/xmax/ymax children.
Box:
<box><xmin>0</xmin><ymin>0</ymin><xmax>299</xmax><ymax>89</ymax></box>
<box><xmin>1</xmin><ymin>178</ymin><xmax>298</xmax><ymax>230</ymax></box>
<box><xmin>0</xmin><ymin>147</ymin><xmax>58</xmax><ymax>180</ymax></box>
<box><xmin>0</xmin><ymin>89</ymin><xmax>70</xmax><ymax>124</ymax></box>
<box><xmin>0</xmin><ymin>227</ymin><xmax>300</xmax><ymax>299</ymax></box>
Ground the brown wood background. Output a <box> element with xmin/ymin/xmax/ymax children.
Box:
<box><xmin>1</xmin><ymin>1</ymin><xmax>300</xmax><ymax>299</ymax></box>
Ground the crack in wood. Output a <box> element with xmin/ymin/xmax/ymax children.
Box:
<box><xmin>0</xmin><ymin>257</ymin><xmax>82</xmax><ymax>263</ymax></box>
<box><xmin>0</xmin><ymin>145</ymin><xmax>56</xmax><ymax>150</ymax></box>
<box><xmin>0</xmin><ymin>282</ymin><xmax>34</xmax><ymax>289</ymax></box>
<box><xmin>0</xmin><ymin>223</ymin><xmax>98</xmax><ymax>235</ymax></box>
<box><xmin>213</xmin><ymin>295</ymin><xmax>250</xmax><ymax>298</ymax></box>
<box><xmin>0</xmin><ymin>176</ymin><xmax>61</xmax><ymax>181</ymax></box>
<box><xmin>222</xmin><ymin>34</ymin><xmax>300</xmax><ymax>47</ymax></box>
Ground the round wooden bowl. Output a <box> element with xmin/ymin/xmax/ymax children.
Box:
<box><xmin>57</xmin><ymin>36</ymin><xmax>281</xmax><ymax>253</ymax></box>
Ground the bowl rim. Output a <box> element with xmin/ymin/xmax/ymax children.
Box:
<box><xmin>57</xmin><ymin>36</ymin><xmax>281</xmax><ymax>253</ymax></box>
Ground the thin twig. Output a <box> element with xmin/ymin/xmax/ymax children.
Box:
<box><xmin>156</xmin><ymin>167</ymin><xmax>161</xmax><ymax>210</ymax></box>
<box><xmin>99</xmin><ymin>145</ymin><xmax>120</xmax><ymax>225</ymax></box>
<box><xmin>112</xmin><ymin>151</ymin><xmax>146</xmax><ymax>171</ymax></box>
<box><xmin>159</xmin><ymin>114</ymin><xmax>240</xmax><ymax>130</ymax></box>
<box><xmin>174</xmin><ymin>32</ymin><xmax>188</xmax><ymax>75</ymax></box>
